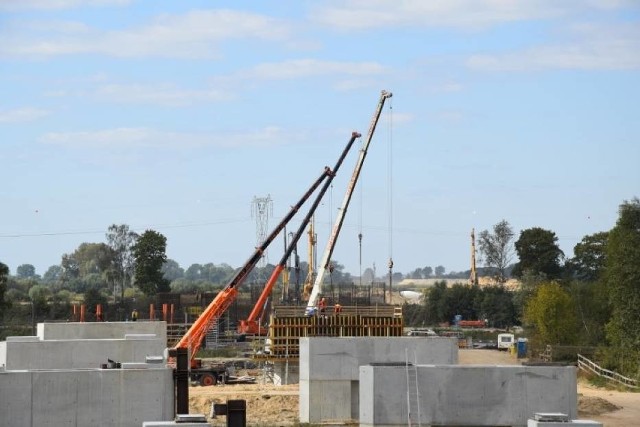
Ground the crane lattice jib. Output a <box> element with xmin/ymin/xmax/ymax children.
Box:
<box><xmin>175</xmin><ymin>165</ymin><xmax>335</xmax><ymax>360</ymax></box>
<box><xmin>244</xmin><ymin>131</ymin><xmax>362</xmax><ymax>327</ymax></box>
<box><xmin>307</xmin><ymin>90</ymin><xmax>392</xmax><ymax>310</ymax></box>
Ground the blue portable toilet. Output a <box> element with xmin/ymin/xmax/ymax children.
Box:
<box><xmin>453</xmin><ymin>314</ymin><xmax>462</xmax><ymax>326</ymax></box>
<box><xmin>517</xmin><ymin>338</ymin><xmax>528</xmax><ymax>358</ymax></box>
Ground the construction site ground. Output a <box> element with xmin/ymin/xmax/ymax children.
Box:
<box><xmin>189</xmin><ymin>349</ymin><xmax>640</xmax><ymax>427</ymax></box>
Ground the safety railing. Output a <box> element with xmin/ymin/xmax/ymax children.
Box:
<box><xmin>577</xmin><ymin>353</ymin><xmax>638</xmax><ymax>389</ymax></box>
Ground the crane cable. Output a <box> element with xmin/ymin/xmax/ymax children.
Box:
<box><xmin>387</xmin><ymin>96</ymin><xmax>394</xmax><ymax>302</ymax></box>
<box><xmin>358</xmin><ymin>136</ymin><xmax>364</xmax><ymax>288</ymax></box>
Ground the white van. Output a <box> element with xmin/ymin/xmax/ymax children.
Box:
<box><xmin>497</xmin><ymin>333</ymin><xmax>515</xmax><ymax>350</ymax></box>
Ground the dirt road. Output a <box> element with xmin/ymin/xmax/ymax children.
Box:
<box><xmin>190</xmin><ymin>349</ymin><xmax>639</xmax><ymax>426</ymax></box>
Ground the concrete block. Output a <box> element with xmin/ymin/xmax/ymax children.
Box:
<box><xmin>37</xmin><ymin>321</ymin><xmax>167</xmax><ymax>341</ymax></box>
<box><xmin>143</xmin><ymin>423</ymin><xmax>210</xmax><ymax>427</ymax></box>
<box><xmin>0</xmin><ymin>367</ymin><xmax>174</xmax><ymax>427</ymax></box>
<box><xmin>359</xmin><ymin>364</ymin><xmax>578</xmax><ymax>427</ymax></box>
<box><xmin>125</xmin><ymin>333</ymin><xmax>157</xmax><ymax>340</ymax></box>
<box><xmin>300</xmin><ymin>379</ymin><xmax>355</xmax><ymax>422</ymax></box>
<box><xmin>300</xmin><ymin>336</ymin><xmax>458</xmax><ymax>381</ymax></box>
<box><xmin>0</xmin><ymin>341</ymin><xmax>6</xmax><ymax>367</ymax></box>
<box><xmin>7</xmin><ymin>336</ymin><xmax>39</xmax><ymax>342</ymax></box>
<box><xmin>527</xmin><ymin>421</ymin><xmax>602</xmax><ymax>426</ymax></box>
<box><xmin>299</xmin><ymin>337</ymin><xmax>458</xmax><ymax>424</ymax></box>
<box><xmin>4</xmin><ymin>337</ymin><xmax>165</xmax><ymax>370</ymax></box>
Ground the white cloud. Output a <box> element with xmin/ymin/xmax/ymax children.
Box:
<box><xmin>94</xmin><ymin>83</ymin><xmax>232</xmax><ymax>107</ymax></box>
<box><xmin>467</xmin><ymin>23</ymin><xmax>640</xmax><ymax>71</ymax></box>
<box><xmin>430</xmin><ymin>81</ymin><xmax>464</xmax><ymax>93</ymax></box>
<box><xmin>0</xmin><ymin>107</ymin><xmax>50</xmax><ymax>123</ymax></box>
<box><xmin>312</xmin><ymin>0</ymin><xmax>563</xmax><ymax>31</ymax></box>
<box><xmin>389</xmin><ymin>112</ymin><xmax>414</xmax><ymax>125</ymax></box>
<box><xmin>0</xmin><ymin>10</ymin><xmax>291</xmax><ymax>58</ymax></box>
<box><xmin>312</xmin><ymin>0</ymin><xmax>634</xmax><ymax>31</ymax></box>
<box><xmin>38</xmin><ymin>126</ymin><xmax>299</xmax><ymax>149</ymax></box>
<box><xmin>232</xmin><ymin>59</ymin><xmax>389</xmax><ymax>81</ymax></box>
<box><xmin>0</xmin><ymin>0</ymin><xmax>131</xmax><ymax>10</ymax></box>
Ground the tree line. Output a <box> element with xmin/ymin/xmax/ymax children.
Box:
<box><xmin>1</xmin><ymin>197</ymin><xmax>639</xmax><ymax>378</ymax></box>
<box><xmin>403</xmin><ymin>198</ymin><xmax>639</xmax><ymax>379</ymax></box>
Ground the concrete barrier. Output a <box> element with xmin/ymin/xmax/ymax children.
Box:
<box><xmin>37</xmin><ymin>321</ymin><xmax>167</xmax><ymax>341</ymax></box>
<box><xmin>0</xmin><ymin>367</ymin><xmax>174</xmax><ymax>427</ymax></box>
<box><xmin>3</xmin><ymin>336</ymin><xmax>165</xmax><ymax>370</ymax></box>
<box><xmin>299</xmin><ymin>336</ymin><xmax>458</xmax><ymax>424</ymax></box>
<box><xmin>359</xmin><ymin>364</ymin><xmax>578</xmax><ymax>427</ymax></box>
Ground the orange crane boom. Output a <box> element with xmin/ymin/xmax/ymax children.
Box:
<box><xmin>174</xmin><ymin>165</ymin><xmax>335</xmax><ymax>363</ymax></box>
<box><xmin>238</xmin><ymin>131</ymin><xmax>361</xmax><ymax>335</ymax></box>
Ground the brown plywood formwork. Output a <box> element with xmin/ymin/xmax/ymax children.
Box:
<box><xmin>261</xmin><ymin>305</ymin><xmax>404</xmax><ymax>359</ymax></box>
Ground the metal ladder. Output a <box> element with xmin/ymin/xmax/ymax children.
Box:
<box><xmin>405</xmin><ymin>349</ymin><xmax>421</xmax><ymax>427</ymax></box>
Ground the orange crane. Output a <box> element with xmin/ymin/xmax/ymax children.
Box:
<box><xmin>238</xmin><ymin>131</ymin><xmax>361</xmax><ymax>335</ymax></box>
<box><xmin>174</xmin><ymin>167</ymin><xmax>333</xmax><ymax>371</ymax></box>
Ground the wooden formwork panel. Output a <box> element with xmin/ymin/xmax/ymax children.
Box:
<box><xmin>272</xmin><ymin>304</ymin><xmax>400</xmax><ymax>318</ymax></box>
<box><xmin>266</xmin><ymin>312</ymin><xmax>404</xmax><ymax>358</ymax></box>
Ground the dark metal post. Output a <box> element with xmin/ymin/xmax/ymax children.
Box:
<box><xmin>174</xmin><ymin>348</ymin><xmax>189</xmax><ymax>415</ymax></box>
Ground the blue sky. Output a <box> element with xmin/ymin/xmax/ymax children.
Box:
<box><xmin>1</xmin><ymin>0</ymin><xmax>639</xmax><ymax>278</ymax></box>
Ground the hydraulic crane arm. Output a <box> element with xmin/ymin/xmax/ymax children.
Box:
<box><xmin>307</xmin><ymin>90</ymin><xmax>392</xmax><ymax>312</ymax></box>
<box><xmin>174</xmin><ymin>164</ymin><xmax>335</xmax><ymax>363</ymax></box>
<box><xmin>239</xmin><ymin>131</ymin><xmax>362</xmax><ymax>335</ymax></box>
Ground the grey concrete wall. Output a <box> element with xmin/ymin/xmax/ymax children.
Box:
<box><xmin>299</xmin><ymin>336</ymin><xmax>458</xmax><ymax>424</ymax></box>
<box><xmin>4</xmin><ymin>335</ymin><xmax>165</xmax><ymax>370</ymax></box>
<box><xmin>359</xmin><ymin>364</ymin><xmax>578</xmax><ymax>427</ymax></box>
<box><xmin>0</xmin><ymin>366</ymin><xmax>174</xmax><ymax>427</ymax></box>
<box><xmin>0</xmin><ymin>341</ymin><xmax>6</xmax><ymax>367</ymax></box>
<box><xmin>37</xmin><ymin>321</ymin><xmax>167</xmax><ymax>341</ymax></box>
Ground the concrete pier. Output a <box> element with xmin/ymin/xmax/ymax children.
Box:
<box><xmin>359</xmin><ymin>364</ymin><xmax>578</xmax><ymax>427</ymax></box>
<box><xmin>299</xmin><ymin>336</ymin><xmax>458</xmax><ymax>424</ymax></box>
<box><xmin>0</xmin><ymin>321</ymin><xmax>173</xmax><ymax>427</ymax></box>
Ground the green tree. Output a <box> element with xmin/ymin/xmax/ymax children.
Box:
<box><xmin>478</xmin><ymin>220</ymin><xmax>514</xmax><ymax>284</ymax></box>
<box><xmin>184</xmin><ymin>263</ymin><xmax>203</xmax><ymax>281</ymax></box>
<box><xmin>603</xmin><ymin>198</ymin><xmax>640</xmax><ymax>375</ymax></box>
<box><xmin>161</xmin><ymin>259</ymin><xmax>184</xmax><ymax>281</ymax></box>
<box><xmin>16</xmin><ymin>264</ymin><xmax>36</xmax><ymax>279</ymax></box>
<box><xmin>133</xmin><ymin>230</ymin><xmax>170</xmax><ymax>296</ymax></box>
<box><xmin>434</xmin><ymin>265</ymin><xmax>445</xmax><ymax>277</ymax></box>
<box><xmin>83</xmin><ymin>288</ymin><xmax>109</xmax><ymax>320</ymax></box>
<box><xmin>512</xmin><ymin>270</ymin><xmax>547</xmax><ymax>323</ymax></box>
<box><xmin>410</xmin><ymin>268</ymin><xmax>423</xmax><ymax>279</ymax></box>
<box><xmin>570</xmin><ymin>280</ymin><xmax>609</xmax><ymax>346</ymax></box>
<box><xmin>0</xmin><ymin>261</ymin><xmax>10</xmax><ymax>318</ymax></box>
<box><xmin>524</xmin><ymin>282</ymin><xmax>579</xmax><ymax>346</ymax></box>
<box><xmin>42</xmin><ymin>265</ymin><xmax>63</xmax><ymax>284</ymax></box>
<box><xmin>28</xmin><ymin>284</ymin><xmax>52</xmax><ymax>317</ymax></box>
<box><xmin>512</xmin><ymin>227</ymin><xmax>564</xmax><ymax>279</ymax></box>
<box><xmin>478</xmin><ymin>286</ymin><xmax>517</xmax><ymax>328</ymax></box>
<box><xmin>106</xmin><ymin>224</ymin><xmax>139</xmax><ymax>303</ymax></box>
<box><xmin>567</xmin><ymin>232</ymin><xmax>608</xmax><ymax>282</ymax></box>
<box><xmin>444</xmin><ymin>283</ymin><xmax>480</xmax><ymax>322</ymax></box>
<box><xmin>422</xmin><ymin>266</ymin><xmax>433</xmax><ymax>278</ymax></box>
<box><xmin>424</xmin><ymin>281</ymin><xmax>447</xmax><ymax>324</ymax></box>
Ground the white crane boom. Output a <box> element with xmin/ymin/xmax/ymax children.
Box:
<box><xmin>306</xmin><ymin>90</ymin><xmax>392</xmax><ymax>312</ymax></box>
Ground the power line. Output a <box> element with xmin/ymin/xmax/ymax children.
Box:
<box><xmin>0</xmin><ymin>217</ymin><xmax>252</xmax><ymax>239</ymax></box>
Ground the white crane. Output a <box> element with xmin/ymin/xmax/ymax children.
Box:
<box><xmin>306</xmin><ymin>90</ymin><xmax>392</xmax><ymax>314</ymax></box>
